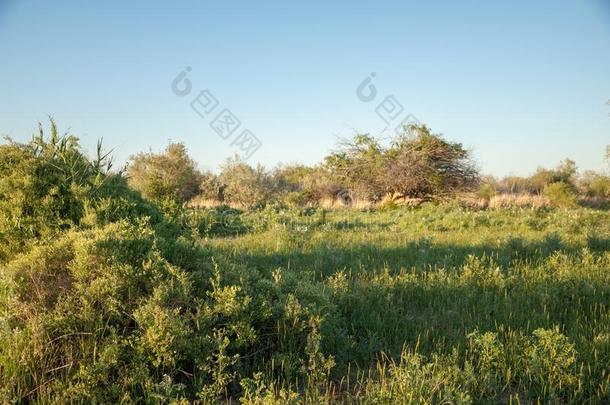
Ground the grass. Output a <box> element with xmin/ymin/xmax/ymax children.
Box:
<box><xmin>3</xmin><ymin>129</ymin><xmax>608</xmax><ymax>402</ymax></box>
<box><xmin>203</xmin><ymin>204</ymin><xmax>610</xmax><ymax>403</ymax></box>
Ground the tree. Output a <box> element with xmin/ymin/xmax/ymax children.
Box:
<box><xmin>127</xmin><ymin>142</ymin><xmax>202</xmax><ymax>202</ymax></box>
<box><xmin>325</xmin><ymin>125</ymin><xmax>479</xmax><ymax>201</ymax></box>
<box><xmin>199</xmin><ymin>171</ymin><xmax>224</xmax><ymax>201</ymax></box>
<box><xmin>324</xmin><ymin>134</ymin><xmax>389</xmax><ymax>201</ymax></box>
<box><xmin>219</xmin><ymin>157</ymin><xmax>273</xmax><ymax>209</ymax></box>
<box><xmin>528</xmin><ymin>158</ymin><xmax>577</xmax><ymax>195</ymax></box>
<box><xmin>273</xmin><ymin>164</ymin><xmax>341</xmax><ymax>205</ymax></box>
<box><xmin>385</xmin><ymin>125</ymin><xmax>479</xmax><ymax>199</ymax></box>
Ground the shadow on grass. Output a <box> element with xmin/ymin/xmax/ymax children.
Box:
<box><xmin>223</xmin><ymin>234</ymin><xmax>609</xmax><ymax>277</ymax></box>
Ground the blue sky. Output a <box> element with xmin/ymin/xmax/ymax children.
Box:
<box><xmin>1</xmin><ymin>0</ymin><xmax>609</xmax><ymax>176</ymax></box>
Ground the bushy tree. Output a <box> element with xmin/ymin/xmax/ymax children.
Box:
<box><xmin>528</xmin><ymin>159</ymin><xmax>577</xmax><ymax>194</ymax></box>
<box><xmin>385</xmin><ymin>125</ymin><xmax>479</xmax><ymax>199</ymax></box>
<box><xmin>493</xmin><ymin>176</ymin><xmax>530</xmax><ymax>194</ymax></box>
<box><xmin>127</xmin><ymin>142</ymin><xmax>202</xmax><ymax>202</ymax></box>
<box><xmin>273</xmin><ymin>164</ymin><xmax>340</xmax><ymax>205</ymax></box>
<box><xmin>578</xmin><ymin>171</ymin><xmax>610</xmax><ymax>198</ymax></box>
<box><xmin>199</xmin><ymin>171</ymin><xmax>225</xmax><ymax>201</ymax></box>
<box><xmin>219</xmin><ymin>157</ymin><xmax>274</xmax><ymax>209</ymax></box>
<box><xmin>325</xmin><ymin>125</ymin><xmax>479</xmax><ymax>201</ymax></box>
<box><xmin>324</xmin><ymin>134</ymin><xmax>387</xmax><ymax>201</ymax></box>
<box><xmin>493</xmin><ymin>159</ymin><xmax>578</xmax><ymax>196</ymax></box>
<box><xmin>544</xmin><ymin>182</ymin><xmax>578</xmax><ymax>208</ymax></box>
<box><xmin>0</xmin><ymin>121</ymin><xmax>162</xmax><ymax>262</ymax></box>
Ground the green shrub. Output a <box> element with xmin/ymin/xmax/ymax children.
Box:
<box><xmin>198</xmin><ymin>171</ymin><xmax>225</xmax><ymax>201</ymax></box>
<box><xmin>183</xmin><ymin>206</ymin><xmax>249</xmax><ymax>237</ymax></box>
<box><xmin>127</xmin><ymin>142</ymin><xmax>202</xmax><ymax>203</ymax></box>
<box><xmin>523</xmin><ymin>327</ymin><xmax>578</xmax><ymax>400</ymax></box>
<box><xmin>579</xmin><ymin>172</ymin><xmax>610</xmax><ymax>198</ymax></box>
<box><xmin>219</xmin><ymin>158</ymin><xmax>274</xmax><ymax>209</ymax></box>
<box><xmin>0</xmin><ymin>122</ymin><xmax>162</xmax><ymax>263</ymax></box>
<box><xmin>477</xmin><ymin>182</ymin><xmax>496</xmax><ymax>201</ymax></box>
<box><xmin>467</xmin><ymin>331</ymin><xmax>505</xmax><ymax>398</ymax></box>
<box><xmin>543</xmin><ymin>182</ymin><xmax>578</xmax><ymax>208</ymax></box>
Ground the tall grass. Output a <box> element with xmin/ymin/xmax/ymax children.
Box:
<box><xmin>206</xmin><ymin>205</ymin><xmax>610</xmax><ymax>403</ymax></box>
<box><xmin>1</xmin><ymin>128</ymin><xmax>609</xmax><ymax>402</ymax></box>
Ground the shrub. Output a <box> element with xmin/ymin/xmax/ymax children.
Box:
<box><xmin>0</xmin><ymin>121</ymin><xmax>163</xmax><ymax>262</ymax></box>
<box><xmin>198</xmin><ymin>171</ymin><xmax>225</xmax><ymax>201</ymax></box>
<box><xmin>543</xmin><ymin>182</ymin><xmax>578</xmax><ymax>208</ymax></box>
<box><xmin>324</xmin><ymin>134</ymin><xmax>388</xmax><ymax>201</ymax></box>
<box><xmin>325</xmin><ymin>125</ymin><xmax>479</xmax><ymax>202</ymax></box>
<box><xmin>127</xmin><ymin>142</ymin><xmax>202</xmax><ymax>203</ymax></box>
<box><xmin>523</xmin><ymin>328</ymin><xmax>578</xmax><ymax>400</ymax></box>
<box><xmin>478</xmin><ymin>182</ymin><xmax>496</xmax><ymax>202</ymax></box>
<box><xmin>0</xmin><ymin>220</ymin><xmax>199</xmax><ymax>402</ymax></box>
<box><xmin>219</xmin><ymin>158</ymin><xmax>274</xmax><ymax>209</ymax></box>
<box><xmin>182</xmin><ymin>206</ymin><xmax>248</xmax><ymax>237</ymax></box>
<box><xmin>578</xmin><ymin>171</ymin><xmax>610</xmax><ymax>198</ymax></box>
<box><xmin>467</xmin><ymin>331</ymin><xmax>505</xmax><ymax>398</ymax></box>
<box><xmin>273</xmin><ymin>164</ymin><xmax>339</xmax><ymax>205</ymax></box>
<box><xmin>355</xmin><ymin>351</ymin><xmax>472</xmax><ymax>404</ymax></box>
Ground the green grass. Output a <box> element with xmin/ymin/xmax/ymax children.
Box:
<box><xmin>204</xmin><ymin>204</ymin><xmax>610</xmax><ymax>403</ymax></box>
<box><xmin>2</xmin><ymin>203</ymin><xmax>609</xmax><ymax>403</ymax></box>
<box><xmin>3</xmin><ymin>130</ymin><xmax>608</xmax><ymax>403</ymax></box>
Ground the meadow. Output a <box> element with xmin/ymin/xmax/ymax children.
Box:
<box><xmin>197</xmin><ymin>204</ymin><xmax>610</xmax><ymax>403</ymax></box>
<box><xmin>1</xmin><ymin>131</ymin><xmax>609</xmax><ymax>404</ymax></box>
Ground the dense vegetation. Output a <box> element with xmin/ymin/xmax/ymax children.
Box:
<box><xmin>124</xmin><ymin>124</ymin><xmax>609</xmax><ymax>211</ymax></box>
<box><xmin>1</xmin><ymin>123</ymin><xmax>609</xmax><ymax>403</ymax></box>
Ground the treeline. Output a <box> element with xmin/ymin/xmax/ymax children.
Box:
<box><xmin>126</xmin><ymin>125</ymin><xmax>610</xmax><ymax>210</ymax></box>
<box><xmin>481</xmin><ymin>157</ymin><xmax>610</xmax><ymax>206</ymax></box>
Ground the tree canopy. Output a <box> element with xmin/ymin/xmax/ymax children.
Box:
<box><xmin>325</xmin><ymin>125</ymin><xmax>479</xmax><ymax>201</ymax></box>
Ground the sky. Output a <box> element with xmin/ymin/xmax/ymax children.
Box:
<box><xmin>1</xmin><ymin>0</ymin><xmax>609</xmax><ymax>176</ymax></box>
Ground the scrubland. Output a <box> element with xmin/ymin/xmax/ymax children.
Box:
<box><xmin>1</xmin><ymin>125</ymin><xmax>609</xmax><ymax>403</ymax></box>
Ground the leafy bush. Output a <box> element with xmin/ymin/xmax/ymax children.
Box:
<box><xmin>524</xmin><ymin>328</ymin><xmax>578</xmax><ymax>400</ymax></box>
<box><xmin>274</xmin><ymin>164</ymin><xmax>341</xmax><ymax>205</ymax></box>
<box><xmin>183</xmin><ymin>206</ymin><xmax>249</xmax><ymax>237</ymax></box>
<box><xmin>325</xmin><ymin>125</ymin><xmax>479</xmax><ymax>202</ymax></box>
<box><xmin>2</xmin><ymin>122</ymin><xmax>609</xmax><ymax>403</ymax></box>
<box><xmin>478</xmin><ymin>182</ymin><xmax>496</xmax><ymax>201</ymax></box>
<box><xmin>578</xmin><ymin>171</ymin><xmax>610</xmax><ymax>198</ymax></box>
<box><xmin>198</xmin><ymin>171</ymin><xmax>225</xmax><ymax>201</ymax></box>
<box><xmin>127</xmin><ymin>142</ymin><xmax>202</xmax><ymax>203</ymax></box>
<box><xmin>0</xmin><ymin>122</ymin><xmax>163</xmax><ymax>263</ymax></box>
<box><xmin>543</xmin><ymin>182</ymin><xmax>578</xmax><ymax>208</ymax></box>
<box><xmin>219</xmin><ymin>157</ymin><xmax>274</xmax><ymax>209</ymax></box>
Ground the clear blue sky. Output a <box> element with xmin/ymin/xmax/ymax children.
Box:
<box><xmin>1</xmin><ymin>0</ymin><xmax>609</xmax><ymax>176</ymax></box>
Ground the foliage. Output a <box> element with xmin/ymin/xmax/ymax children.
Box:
<box><xmin>578</xmin><ymin>171</ymin><xmax>610</xmax><ymax>198</ymax></box>
<box><xmin>219</xmin><ymin>157</ymin><xmax>274</xmax><ymax>209</ymax></box>
<box><xmin>477</xmin><ymin>179</ymin><xmax>496</xmax><ymax>202</ymax></box>
<box><xmin>325</xmin><ymin>134</ymin><xmax>388</xmax><ymax>201</ymax></box>
<box><xmin>198</xmin><ymin>171</ymin><xmax>225</xmax><ymax>201</ymax></box>
<box><xmin>127</xmin><ymin>142</ymin><xmax>202</xmax><ymax>203</ymax></box>
<box><xmin>0</xmin><ymin>121</ymin><xmax>163</xmax><ymax>263</ymax></box>
<box><xmin>325</xmin><ymin>125</ymin><xmax>479</xmax><ymax>202</ymax></box>
<box><xmin>544</xmin><ymin>182</ymin><xmax>578</xmax><ymax>208</ymax></box>
<box><xmin>0</xmin><ymin>125</ymin><xmax>335</xmax><ymax>403</ymax></box>
<box><xmin>273</xmin><ymin>164</ymin><xmax>340</xmax><ymax>205</ymax></box>
<box><xmin>1</xmin><ymin>123</ymin><xmax>610</xmax><ymax>403</ymax></box>
<box><xmin>494</xmin><ymin>158</ymin><xmax>579</xmax><ymax>196</ymax></box>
